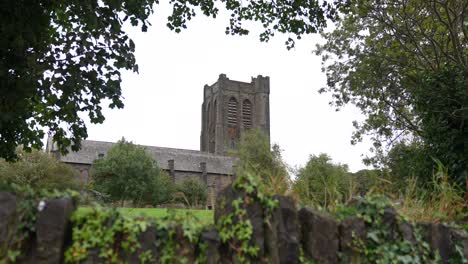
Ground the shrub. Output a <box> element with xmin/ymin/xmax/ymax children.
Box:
<box><xmin>384</xmin><ymin>141</ymin><xmax>433</xmax><ymax>185</ymax></box>
<box><xmin>90</xmin><ymin>138</ymin><xmax>174</xmax><ymax>207</ymax></box>
<box><xmin>351</xmin><ymin>169</ymin><xmax>382</xmax><ymax>196</ymax></box>
<box><xmin>396</xmin><ymin>160</ymin><xmax>466</xmax><ymax>223</ymax></box>
<box><xmin>0</xmin><ymin>148</ymin><xmax>82</xmax><ymax>191</ymax></box>
<box><xmin>292</xmin><ymin>153</ymin><xmax>356</xmax><ymax>209</ymax></box>
<box><xmin>176</xmin><ymin>178</ymin><xmax>208</xmax><ymax>208</ymax></box>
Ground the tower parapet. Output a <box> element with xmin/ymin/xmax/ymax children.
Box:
<box><xmin>200</xmin><ymin>74</ymin><xmax>270</xmax><ymax>154</ymax></box>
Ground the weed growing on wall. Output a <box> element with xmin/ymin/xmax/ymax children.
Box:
<box><xmin>217</xmin><ymin>173</ymin><xmax>278</xmax><ymax>263</ymax></box>
<box><xmin>335</xmin><ymin>196</ymin><xmax>440</xmax><ymax>263</ymax></box>
<box><xmin>65</xmin><ymin>207</ymin><xmax>206</xmax><ymax>263</ymax></box>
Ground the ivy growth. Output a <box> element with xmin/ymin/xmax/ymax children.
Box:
<box><xmin>0</xmin><ymin>184</ymin><xmax>79</xmax><ymax>263</ymax></box>
<box><xmin>335</xmin><ymin>196</ymin><xmax>440</xmax><ymax>264</ymax></box>
<box><xmin>217</xmin><ymin>173</ymin><xmax>278</xmax><ymax>263</ymax></box>
<box><xmin>65</xmin><ymin>207</ymin><xmax>206</xmax><ymax>264</ymax></box>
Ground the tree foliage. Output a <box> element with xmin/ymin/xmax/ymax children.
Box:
<box><xmin>351</xmin><ymin>169</ymin><xmax>381</xmax><ymax>195</ymax></box>
<box><xmin>292</xmin><ymin>153</ymin><xmax>354</xmax><ymax>209</ymax></box>
<box><xmin>166</xmin><ymin>0</ymin><xmax>343</xmax><ymax>48</ymax></box>
<box><xmin>234</xmin><ymin>129</ymin><xmax>291</xmax><ymax>195</ymax></box>
<box><xmin>90</xmin><ymin>139</ymin><xmax>173</xmax><ymax>206</ymax></box>
<box><xmin>316</xmin><ymin>0</ymin><xmax>467</xmax><ymax>184</ymax></box>
<box><xmin>384</xmin><ymin>141</ymin><xmax>433</xmax><ymax>180</ymax></box>
<box><xmin>0</xmin><ymin>148</ymin><xmax>82</xmax><ymax>191</ymax></box>
<box><xmin>1</xmin><ymin>0</ymin><xmax>344</xmax><ymax>161</ymax></box>
<box><xmin>1</xmin><ymin>0</ymin><xmax>155</xmax><ymax>161</ymax></box>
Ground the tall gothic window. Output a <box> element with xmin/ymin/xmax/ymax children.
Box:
<box><xmin>227</xmin><ymin>97</ymin><xmax>238</xmax><ymax>149</ymax></box>
<box><xmin>207</xmin><ymin>103</ymin><xmax>211</xmax><ymax>130</ymax></box>
<box><xmin>207</xmin><ymin>103</ymin><xmax>215</xmax><ymax>152</ymax></box>
<box><xmin>242</xmin><ymin>99</ymin><xmax>252</xmax><ymax>129</ymax></box>
<box><xmin>213</xmin><ymin>100</ymin><xmax>217</xmax><ymax>129</ymax></box>
<box><xmin>227</xmin><ymin>97</ymin><xmax>238</xmax><ymax>127</ymax></box>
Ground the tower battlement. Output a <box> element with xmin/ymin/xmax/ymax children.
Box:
<box><xmin>200</xmin><ymin>74</ymin><xmax>270</xmax><ymax>154</ymax></box>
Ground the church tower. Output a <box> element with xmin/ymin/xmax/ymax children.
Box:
<box><xmin>200</xmin><ymin>74</ymin><xmax>270</xmax><ymax>155</ymax></box>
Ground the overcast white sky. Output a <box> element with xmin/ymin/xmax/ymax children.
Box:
<box><xmin>82</xmin><ymin>3</ymin><xmax>372</xmax><ymax>173</ymax></box>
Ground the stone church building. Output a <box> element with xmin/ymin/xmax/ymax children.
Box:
<box><xmin>47</xmin><ymin>74</ymin><xmax>271</xmax><ymax>200</ymax></box>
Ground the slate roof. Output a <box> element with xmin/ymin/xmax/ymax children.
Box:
<box><xmin>57</xmin><ymin>140</ymin><xmax>238</xmax><ymax>175</ymax></box>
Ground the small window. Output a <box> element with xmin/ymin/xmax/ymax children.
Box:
<box><xmin>98</xmin><ymin>153</ymin><xmax>104</xmax><ymax>158</ymax></box>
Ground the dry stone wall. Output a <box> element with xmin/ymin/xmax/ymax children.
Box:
<box><xmin>0</xmin><ymin>190</ymin><xmax>467</xmax><ymax>264</ymax></box>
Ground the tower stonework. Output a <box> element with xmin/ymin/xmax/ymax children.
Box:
<box><xmin>200</xmin><ymin>74</ymin><xmax>270</xmax><ymax>155</ymax></box>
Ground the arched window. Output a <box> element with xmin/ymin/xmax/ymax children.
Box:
<box><xmin>209</xmin><ymin>100</ymin><xmax>217</xmax><ymax>143</ymax></box>
<box><xmin>227</xmin><ymin>97</ymin><xmax>238</xmax><ymax>127</ymax></box>
<box><xmin>242</xmin><ymin>99</ymin><xmax>252</xmax><ymax>129</ymax></box>
<box><xmin>213</xmin><ymin>100</ymin><xmax>217</xmax><ymax>129</ymax></box>
<box><xmin>207</xmin><ymin>103</ymin><xmax>211</xmax><ymax>130</ymax></box>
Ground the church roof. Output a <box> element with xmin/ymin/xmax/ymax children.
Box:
<box><xmin>57</xmin><ymin>140</ymin><xmax>238</xmax><ymax>175</ymax></box>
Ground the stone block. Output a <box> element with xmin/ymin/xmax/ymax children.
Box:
<box><xmin>33</xmin><ymin>198</ymin><xmax>76</xmax><ymax>264</ymax></box>
<box><xmin>299</xmin><ymin>207</ymin><xmax>339</xmax><ymax>264</ymax></box>
<box><xmin>418</xmin><ymin>222</ymin><xmax>452</xmax><ymax>263</ymax></box>
<box><xmin>339</xmin><ymin>216</ymin><xmax>366</xmax><ymax>263</ymax></box>
<box><xmin>123</xmin><ymin>226</ymin><xmax>158</xmax><ymax>263</ymax></box>
<box><xmin>450</xmin><ymin>228</ymin><xmax>468</xmax><ymax>261</ymax></box>
<box><xmin>265</xmin><ymin>195</ymin><xmax>299</xmax><ymax>264</ymax></box>
<box><xmin>175</xmin><ymin>225</ymin><xmax>196</xmax><ymax>264</ymax></box>
<box><xmin>200</xmin><ymin>228</ymin><xmax>221</xmax><ymax>264</ymax></box>
<box><xmin>398</xmin><ymin>221</ymin><xmax>416</xmax><ymax>244</ymax></box>
<box><xmin>80</xmin><ymin>248</ymin><xmax>101</xmax><ymax>264</ymax></box>
<box><xmin>0</xmin><ymin>192</ymin><xmax>17</xmax><ymax>255</ymax></box>
<box><xmin>215</xmin><ymin>185</ymin><xmax>265</xmax><ymax>261</ymax></box>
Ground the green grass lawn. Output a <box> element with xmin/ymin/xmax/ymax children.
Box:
<box><xmin>75</xmin><ymin>207</ymin><xmax>214</xmax><ymax>224</ymax></box>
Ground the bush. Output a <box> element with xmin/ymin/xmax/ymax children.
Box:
<box><xmin>292</xmin><ymin>153</ymin><xmax>356</xmax><ymax>209</ymax></box>
<box><xmin>0</xmin><ymin>148</ymin><xmax>82</xmax><ymax>191</ymax></box>
<box><xmin>395</xmin><ymin>160</ymin><xmax>466</xmax><ymax>223</ymax></box>
<box><xmin>384</xmin><ymin>141</ymin><xmax>433</xmax><ymax>185</ymax></box>
<box><xmin>176</xmin><ymin>178</ymin><xmax>208</xmax><ymax>208</ymax></box>
<box><xmin>351</xmin><ymin>169</ymin><xmax>382</xmax><ymax>196</ymax></box>
<box><xmin>90</xmin><ymin>138</ymin><xmax>174</xmax><ymax>207</ymax></box>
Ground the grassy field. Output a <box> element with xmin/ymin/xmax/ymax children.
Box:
<box><xmin>76</xmin><ymin>207</ymin><xmax>214</xmax><ymax>224</ymax></box>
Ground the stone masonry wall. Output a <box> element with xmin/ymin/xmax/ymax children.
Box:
<box><xmin>1</xmin><ymin>190</ymin><xmax>466</xmax><ymax>264</ymax></box>
<box><xmin>68</xmin><ymin>163</ymin><xmax>233</xmax><ymax>195</ymax></box>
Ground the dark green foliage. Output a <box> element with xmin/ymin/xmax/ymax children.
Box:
<box><xmin>234</xmin><ymin>129</ymin><xmax>291</xmax><ymax>195</ymax></box>
<box><xmin>414</xmin><ymin>65</ymin><xmax>467</xmax><ymax>185</ymax></box>
<box><xmin>0</xmin><ymin>0</ymin><xmax>156</xmax><ymax>161</ymax></box>
<box><xmin>0</xmin><ymin>149</ymin><xmax>82</xmax><ymax>191</ymax></box>
<box><xmin>1</xmin><ymin>0</ymin><xmax>342</xmax><ymax>162</ymax></box>
<box><xmin>167</xmin><ymin>0</ymin><xmax>344</xmax><ymax>49</ymax></box>
<box><xmin>90</xmin><ymin>139</ymin><xmax>174</xmax><ymax>207</ymax></box>
<box><xmin>385</xmin><ymin>142</ymin><xmax>433</xmax><ymax>183</ymax></box>
<box><xmin>177</xmin><ymin>178</ymin><xmax>208</xmax><ymax>208</ymax></box>
<box><xmin>351</xmin><ymin>169</ymin><xmax>381</xmax><ymax>195</ymax></box>
<box><xmin>316</xmin><ymin>0</ymin><xmax>467</xmax><ymax>186</ymax></box>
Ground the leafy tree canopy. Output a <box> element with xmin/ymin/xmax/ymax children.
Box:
<box><xmin>234</xmin><ymin>129</ymin><xmax>291</xmax><ymax>194</ymax></box>
<box><xmin>316</xmin><ymin>0</ymin><xmax>467</xmax><ymax>184</ymax></box>
<box><xmin>90</xmin><ymin>138</ymin><xmax>173</xmax><ymax>206</ymax></box>
<box><xmin>292</xmin><ymin>153</ymin><xmax>353</xmax><ymax>209</ymax></box>
<box><xmin>1</xmin><ymin>0</ymin><xmax>343</xmax><ymax>161</ymax></box>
